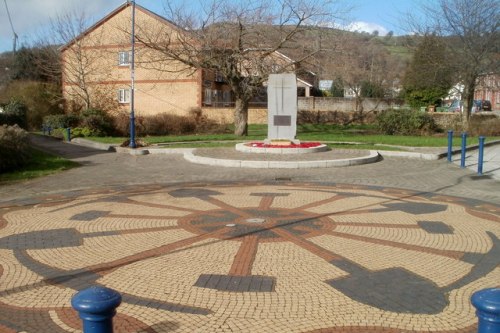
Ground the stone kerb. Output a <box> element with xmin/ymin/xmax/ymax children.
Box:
<box><xmin>184</xmin><ymin>150</ymin><xmax>380</xmax><ymax>169</ymax></box>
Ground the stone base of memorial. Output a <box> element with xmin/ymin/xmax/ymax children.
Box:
<box><xmin>235</xmin><ymin>142</ymin><xmax>329</xmax><ymax>154</ymax></box>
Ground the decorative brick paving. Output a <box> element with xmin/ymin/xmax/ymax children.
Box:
<box><xmin>0</xmin><ymin>182</ymin><xmax>499</xmax><ymax>332</ymax></box>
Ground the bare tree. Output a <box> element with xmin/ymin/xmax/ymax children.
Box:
<box><xmin>322</xmin><ymin>35</ymin><xmax>402</xmax><ymax>121</ymax></box>
<box><xmin>38</xmin><ymin>10</ymin><xmax>119</xmax><ymax>112</ymax></box>
<box><xmin>136</xmin><ymin>0</ymin><xmax>346</xmax><ymax>136</ymax></box>
<box><xmin>407</xmin><ymin>0</ymin><xmax>499</xmax><ymax>123</ymax></box>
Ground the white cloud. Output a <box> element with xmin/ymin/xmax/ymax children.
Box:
<box><xmin>347</xmin><ymin>21</ymin><xmax>390</xmax><ymax>36</ymax></box>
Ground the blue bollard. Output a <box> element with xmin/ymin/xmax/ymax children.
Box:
<box><xmin>447</xmin><ymin>130</ymin><xmax>453</xmax><ymax>162</ymax></box>
<box><xmin>66</xmin><ymin>127</ymin><xmax>71</xmax><ymax>142</ymax></box>
<box><xmin>471</xmin><ymin>288</ymin><xmax>500</xmax><ymax>333</ymax></box>
<box><xmin>71</xmin><ymin>286</ymin><xmax>122</xmax><ymax>333</ymax></box>
<box><xmin>478</xmin><ymin>136</ymin><xmax>485</xmax><ymax>175</ymax></box>
<box><xmin>460</xmin><ymin>132</ymin><xmax>467</xmax><ymax>168</ymax></box>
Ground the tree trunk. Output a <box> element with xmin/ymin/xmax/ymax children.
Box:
<box><xmin>462</xmin><ymin>83</ymin><xmax>476</xmax><ymax>130</ymax></box>
<box><xmin>234</xmin><ymin>97</ymin><xmax>249</xmax><ymax>136</ymax></box>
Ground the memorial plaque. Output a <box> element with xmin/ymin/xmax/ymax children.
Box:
<box><xmin>273</xmin><ymin>115</ymin><xmax>291</xmax><ymax>126</ymax></box>
<box><xmin>267</xmin><ymin>73</ymin><xmax>297</xmax><ymax>141</ymax></box>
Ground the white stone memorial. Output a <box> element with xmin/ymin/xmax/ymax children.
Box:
<box><xmin>267</xmin><ymin>73</ymin><xmax>297</xmax><ymax>142</ymax></box>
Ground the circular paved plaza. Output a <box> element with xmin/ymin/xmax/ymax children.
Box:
<box><xmin>0</xmin><ymin>182</ymin><xmax>499</xmax><ymax>332</ymax></box>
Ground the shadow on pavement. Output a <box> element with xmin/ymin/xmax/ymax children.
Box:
<box><xmin>30</xmin><ymin>134</ymin><xmax>112</xmax><ymax>160</ymax></box>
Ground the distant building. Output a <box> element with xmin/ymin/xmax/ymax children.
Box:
<box><xmin>474</xmin><ymin>73</ymin><xmax>499</xmax><ymax>110</ymax></box>
<box><xmin>61</xmin><ymin>3</ymin><xmax>314</xmax><ymax>117</ymax></box>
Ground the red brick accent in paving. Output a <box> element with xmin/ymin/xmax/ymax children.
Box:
<box><xmin>229</xmin><ymin>235</ymin><xmax>259</xmax><ymax>276</ymax></box>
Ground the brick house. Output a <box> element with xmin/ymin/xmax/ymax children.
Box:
<box><xmin>61</xmin><ymin>2</ymin><xmax>315</xmax><ymax>122</ymax></box>
<box><xmin>474</xmin><ymin>73</ymin><xmax>499</xmax><ymax>111</ymax></box>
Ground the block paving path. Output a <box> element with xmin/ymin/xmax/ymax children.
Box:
<box><xmin>0</xmin><ymin>136</ymin><xmax>499</xmax><ymax>333</ymax></box>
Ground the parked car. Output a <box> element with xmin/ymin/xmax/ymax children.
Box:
<box><xmin>447</xmin><ymin>99</ymin><xmax>462</xmax><ymax>113</ymax></box>
<box><xmin>482</xmin><ymin>100</ymin><xmax>492</xmax><ymax>111</ymax></box>
<box><xmin>473</xmin><ymin>100</ymin><xmax>482</xmax><ymax>113</ymax></box>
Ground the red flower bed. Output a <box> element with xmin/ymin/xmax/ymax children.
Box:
<box><xmin>246</xmin><ymin>142</ymin><xmax>322</xmax><ymax>148</ymax></box>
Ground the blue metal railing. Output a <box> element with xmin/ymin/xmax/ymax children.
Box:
<box><xmin>461</xmin><ymin>132</ymin><xmax>467</xmax><ymax>168</ymax></box>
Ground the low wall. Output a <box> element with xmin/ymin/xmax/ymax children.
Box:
<box><xmin>428</xmin><ymin>112</ymin><xmax>461</xmax><ymax>128</ymax></box>
<box><xmin>298</xmin><ymin>97</ymin><xmax>402</xmax><ymax>112</ymax></box>
<box><xmin>203</xmin><ymin>97</ymin><xmax>402</xmax><ymax>125</ymax></box>
<box><xmin>202</xmin><ymin>107</ymin><xmax>268</xmax><ymax>124</ymax></box>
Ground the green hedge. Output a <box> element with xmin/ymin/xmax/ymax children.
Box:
<box><xmin>376</xmin><ymin>109</ymin><xmax>439</xmax><ymax>135</ymax></box>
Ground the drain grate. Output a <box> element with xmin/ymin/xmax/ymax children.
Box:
<box><xmin>275</xmin><ymin>177</ymin><xmax>292</xmax><ymax>181</ymax></box>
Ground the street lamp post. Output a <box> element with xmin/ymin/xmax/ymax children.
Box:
<box><xmin>129</xmin><ymin>0</ymin><xmax>137</xmax><ymax>148</ymax></box>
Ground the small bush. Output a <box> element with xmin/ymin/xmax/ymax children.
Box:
<box><xmin>42</xmin><ymin>109</ymin><xmax>113</xmax><ymax>137</ymax></box>
<box><xmin>0</xmin><ymin>99</ymin><xmax>28</xmax><ymax>128</ymax></box>
<box><xmin>469</xmin><ymin>115</ymin><xmax>500</xmax><ymax>136</ymax></box>
<box><xmin>138</xmin><ymin>113</ymin><xmax>197</xmax><ymax>136</ymax></box>
<box><xmin>112</xmin><ymin>112</ymin><xmax>130</xmax><ymax>136</ymax></box>
<box><xmin>43</xmin><ymin>114</ymin><xmax>81</xmax><ymax>129</ymax></box>
<box><xmin>71</xmin><ymin>127</ymin><xmax>98</xmax><ymax>138</ymax></box>
<box><xmin>0</xmin><ymin>124</ymin><xmax>31</xmax><ymax>173</ymax></box>
<box><xmin>106</xmin><ymin>110</ymin><xmax>227</xmax><ymax>137</ymax></box>
<box><xmin>0</xmin><ymin>81</ymin><xmax>63</xmax><ymax>130</ymax></box>
<box><xmin>189</xmin><ymin>107</ymin><xmax>230</xmax><ymax>133</ymax></box>
<box><xmin>79</xmin><ymin>108</ymin><xmax>114</xmax><ymax>137</ymax></box>
<box><xmin>376</xmin><ymin>109</ymin><xmax>438</xmax><ymax>135</ymax></box>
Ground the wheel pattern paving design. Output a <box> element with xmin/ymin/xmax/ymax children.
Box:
<box><xmin>0</xmin><ymin>182</ymin><xmax>499</xmax><ymax>333</ymax></box>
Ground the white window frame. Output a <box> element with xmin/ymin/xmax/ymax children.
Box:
<box><xmin>118</xmin><ymin>51</ymin><xmax>132</xmax><ymax>66</ymax></box>
<box><xmin>204</xmin><ymin>88</ymin><xmax>212</xmax><ymax>105</ymax></box>
<box><xmin>118</xmin><ymin>88</ymin><xmax>131</xmax><ymax>104</ymax></box>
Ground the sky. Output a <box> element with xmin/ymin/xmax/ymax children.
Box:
<box><xmin>0</xmin><ymin>0</ymin><xmax>415</xmax><ymax>53</ymax></box>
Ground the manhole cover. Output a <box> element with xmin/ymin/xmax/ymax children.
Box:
<box><xmin>245</xmin><ymin>218</ymin><xmax>266</xmax><ymax>224</ymax></box>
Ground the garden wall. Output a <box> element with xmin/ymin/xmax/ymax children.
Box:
<box><xmin>427</xmin><ymin>112</ymin><xmax>461</xmax><ymax>129</ymax></box>
<box><xmin>202</xmin><ymin>97</ymin><xmax>402</xmax><ymax>125</ymax></box>
<box><xmin>297</xmin><ymin>97</ymin><xmax>402</xmax><ymax>112</ymax></box>
<box><xmin>202</xmin><ymin>107</ymin><xmax>268</xmax><ymax>124</ymax></box>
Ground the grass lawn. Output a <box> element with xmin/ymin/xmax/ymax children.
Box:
<box><xmin>83</xmin><ymin>124</ymin><xmax>498</xmax><ymax>148</ymax></box>
<box><xmin>0</xmin><ymin>148</ymin><xmax>79</xmax><ymax>183</ymax></box>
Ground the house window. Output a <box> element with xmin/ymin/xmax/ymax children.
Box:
<box><xmin>204</xmin><ymin>88</ymin><xmax>212</xmax><ymax>105</ymax></box>
<box><xmin>118</xmin><ymin>89</ymin><xmax>131</xmax><ymax>103</ymax></box>
<box><xmin>214</xmin><ymin>71</ymin><xmax>224</xmax><ymax>83</ymax></box>
<box><xmin>118</xmin><ymin>51</ymin><xmax>132</xmax><ymax>66</ymax></box>
<box><xmin>223</xmin><ymin>90</ymin><xmax>232</xmax><ymax>106</ymax></box>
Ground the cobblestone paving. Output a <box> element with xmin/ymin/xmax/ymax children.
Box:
<box><xmin>1</xmin><ymin>182</ymin><xmax>499</xmax><ymax>332</ymax></box>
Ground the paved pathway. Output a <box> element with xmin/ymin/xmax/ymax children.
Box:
<box><xmin>452</xmin><ymin>142</ymin><xmax>500</xmax><ymax>181</ymax></box>
<box><xmin>0</xmin><ymin>136</ymin><xmax>498</xmax><ymax>333</ymax></box>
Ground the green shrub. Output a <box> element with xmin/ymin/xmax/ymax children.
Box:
<box><xmin>0</xmin><ymin>81</ymin><xmax>63</xmax><ymax>130</ymax></box>
<box><xmin>71</xmin><ymin>127</ymin><xmax>98</xmax><ymax>138</ymax></box>
<box><xmin>0</xmin><ymin>124</ymin><xmax>31</xmax><ymax>173</ymax></box>
<box><xmin>79</xmin><ymin>108</ymin><xmax>113</xmax><ymax>137</ymax></box>
<box><xmin>43</xmin><ymin>114</ymin><xmax>81</xmax><ymax>129</ymax></box>
<box><xmin>42</xmin><ymin>109</ymin><xmax>113</xmax><ymax>137</ymax></box>
<box><xmin>376</xmin><ymin>109</ymin><xmax>438</xmax><ymax>135</ymax></box>
<box><xmin>0</xmin><ymin>99</ymin><xmax>28</xmax><ymax>128</ymax></box>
